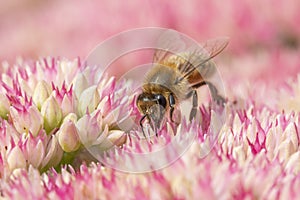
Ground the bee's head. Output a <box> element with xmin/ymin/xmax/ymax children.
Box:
<box><xmin>137</xmin><ymin>93</ymin><xmax>167</xmax><ymax>129</ymax></box>
<box><xmin>137</xmin><ymin>93</ymin><xmax>167</xmax><ymax>113</ymax></box>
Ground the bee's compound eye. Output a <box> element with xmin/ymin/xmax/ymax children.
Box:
<box><xmin>155</xmin><ymin>94</ymin><xmax>167</xmax><ymax>108</ymax></box>
<box><xmin>137</xmin><ymin>94</ymin><xmax>148</xmax><ymax>102</ymax></box>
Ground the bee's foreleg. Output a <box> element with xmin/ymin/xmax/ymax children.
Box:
<box><xmin>189</xmin><ymin>90</ymin><xmax>198</xmax><ymax>121</ymax></box>
<box><xmin>140</xmin><ymin>114</ymin><xmax>148</xmax><ymax>139</ymax></box>
<box><xmin>169</xmin><ymin>93</ymin><xmax>175</xmax><ymax>123</ymax></box>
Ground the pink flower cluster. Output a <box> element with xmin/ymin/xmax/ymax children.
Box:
<box><xmin>0</xmin><ymin>58</ymin><xmax>131</xmax><ymax>179</ymax></box>
<box><xmin>0</xmin><ymin>0</ymin><xmax>299</xmax><ymax>199</ymax></box>
<box><xmin>1</xmin><ymin>100</ymin><xmax>300</xmax><ymax>199</ymax></box>
<box><xmin>0</xmin><ymin>56</ymin><xmax>299</xmax><ymax>198</ymax></box>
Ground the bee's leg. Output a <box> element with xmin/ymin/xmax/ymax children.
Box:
<box><xmin>169</xmin><ymin>93</ymin><xmax>176</xmax><ymax>123</ymax></box>
<box><xmin>140</xmin><ymin>114</ymin><xmax>148</xmax><ymax>139</ymax></box>
<box><xmin>153</xmin><ymin>119</ymin><xmax>159</xmax><ymax>137</ymax></box>
<box><xmin>193</xmin><ymin>81</ymin><xmax>225</xmax><ymax>105</ymax></box>
<box><xmin>189</xmin><ymin>90</ymin><xmax>198</xmax><ymax>121</ymax></box>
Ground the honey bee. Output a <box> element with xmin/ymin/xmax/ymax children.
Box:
<box><xmin>136</xmin><ymin>36</ymin><xmax>229</xmax><ymax>136</ymax></box>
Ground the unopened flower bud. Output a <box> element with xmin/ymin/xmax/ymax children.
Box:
<box><xmin>32</xmin><ymin>80</ymin><xmax>52</xmax><ymax>110</ymax></box>
<box><xmin>97</xmin><ymin>130</ymin><xmax>127</xmax><ymax>151</ymax></box>
<box><xmin>63</xmin><ymin>113</ymin><xmax>78</xmax><ymax>124</ymax></box>
<box><xmin>10</xmin><ymin>106</ymin><xmax>43</xmax><ymax>137</ymax></box>
<box><xmin>26</xmin><ymin>139</ymin><xmax>45</xmax><ymax>168</ymax></box>
<box><xmin>73</xmin><ymin>73</ymin><xmax>89</xmax><ymax>100</ymax></box>
<box><xmin>76</xmin><ymin>113</ymin><xmax>108</xmax><ymax>147</ymax></box>
<box><xmin>7</xmin><ymin>146</ymin><xmax>27</xmax><ymax>171</ymax></box>
<box><xmin>41</xmin><ymin>135</ymin><xmax>63</xmax><ymax>169</ymax></box>
<box><xmin>0</xmin><ymin>93</ymin><xmax>10</xmax><ymax>119</ymax></box>
<box><xmin>78</xmin><ymin>86</ymin><xmax>100</xmax><ymax>116</ymax></box>
<box><xmin>61</xmin><ymin>95</ymin><xmax>73</xmax><ymax>117</ymax></box>
<box><xmin>41</xmin><ymin>95</ymin><xmax>63</xmax><ymax>134</ymax></box>
<box><xmin>107</xmin><ymin>130</ymin><xmax>127</xmax><ymax>147</ymax></box>
<box><xmin>57</xmin><ymin>121</ymin><xmax>81</xmax><ymax>152</ymax></box>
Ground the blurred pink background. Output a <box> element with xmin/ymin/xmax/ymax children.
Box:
<box><xmin>0</xmin><ymin>0</ymin><xmax>299</xmax><ymax>85</ymax></box>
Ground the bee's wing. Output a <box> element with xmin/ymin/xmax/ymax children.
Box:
<box><xmin>152</xmin><ymin>30</ymin><xmax>187</xmax><ymax>64</ymax></box>
<box><xmin>177</xmin><ymin>37</ymin><xmax>229</xmax><ymax>82</ymax></box>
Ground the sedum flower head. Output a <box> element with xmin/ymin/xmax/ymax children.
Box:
<box><xmin>0</xmin><ymin>57</ymin><xmax>299</xmax><ymax>199</ymax></box>
<box><xmin>0</xmin><ymin>57</ymin><xmax>132</xmax><ymax>177</ymax></box>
